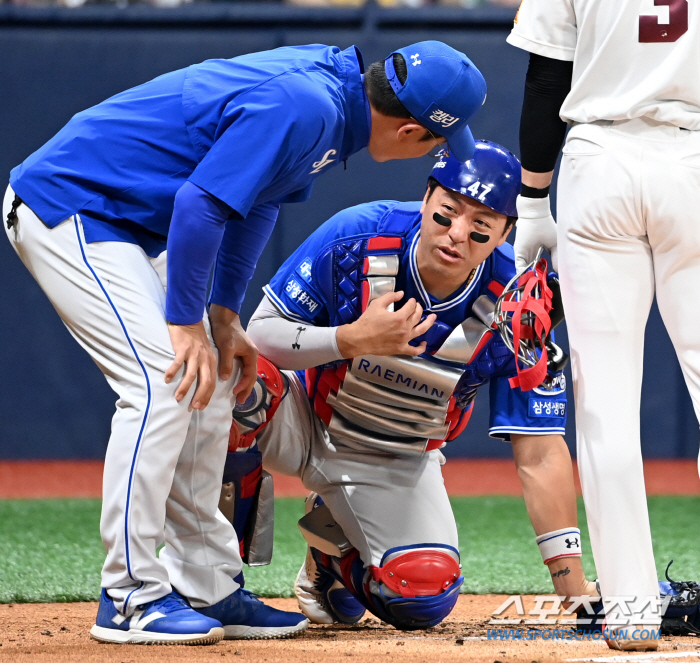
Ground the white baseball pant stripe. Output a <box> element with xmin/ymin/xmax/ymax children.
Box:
<box><xmin>3</xmin><ymin>185</ymin><xmax>242</xmax><ymax>613</ymax></box>
<box><xmin>257</xmin><ymin>372</ymin><xmax>458</xmax><ymax>566</ymax></box>
<box><xmin>557</xmin><ymin>118</ymin><xmax>700</xmax><ymax>626</ymax></box>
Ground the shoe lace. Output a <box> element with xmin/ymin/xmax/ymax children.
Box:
<box><xmin>146</xmin><ymin>593</ymin><xmax>189</xmax><ymax>613</ymax></box>
<box><xmin>238</xmin><ymin>588</ymin><xmax>263</xmax><ymax>601</ymax></box>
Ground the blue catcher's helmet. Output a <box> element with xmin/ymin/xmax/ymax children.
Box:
<box><xmin>429</xmin><ymin>140</ymin><xmax>521</xmax><ymax>218</ymax></box>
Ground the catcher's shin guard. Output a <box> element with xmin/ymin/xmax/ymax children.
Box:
<box><xmin>296</xmin><ymin>498</ymin><xmax>463</xmax><ymax>630</ymax></box>
<box><xmin>219</xmin><ymin>447</ymin><xmax>274</xmax><ymax>569</ymax></box>
<box><xmin>229</xmin><ymin>355</ymin><xmax>289</xmax><ymax>452</ymax></box>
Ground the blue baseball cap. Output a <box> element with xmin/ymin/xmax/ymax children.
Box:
<box><xmin>385</xmin><ymin>41</ymin><xmax>487</xmax><ymax>162</ymax></box>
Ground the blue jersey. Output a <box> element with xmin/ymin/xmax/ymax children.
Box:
<box><xmin>10</xmin><ymin>44</ymin><xmax>369</xmax><ymax>246</ymax></box>
<box><xmin>9</xmin><ymin>45</ymin><xmax>371</xmax><ymax>323</ymax></box>
<box><xmin>265</xmin><ymin>200</ymin><xmax>566</xmax><ymax>441</ymax></box>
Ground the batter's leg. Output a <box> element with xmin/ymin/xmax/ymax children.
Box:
<box><xmin>3</xmin><ymin>195</ymin><xmax>196</xmax><ymax>614</ymax></box>
<box><xmin>557</xmin><ymin>124</ymin><xmax>659</xmax><ymax>627</ymax></box>
<box><xmin>644</xmin><ymin>129</ymin><xmax>700</xmax><ymax>483</ymax></box>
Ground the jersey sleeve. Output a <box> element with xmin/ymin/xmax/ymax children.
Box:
<box><xmin>488</xmin><ymin>373</ymin><xmax>567</xmax><ymax>440</ymax></box>
<box><xmin>264</xmin><ymin>232</ymin><xmax>332</xmax><ymax>326</ymax></box>
<box><xmin>188</xmin><ymin>81</ymin><xmax>332</xmax><ymax>218</ymax></box>
<box><xmin>209</xmin><ymin>202</ymin><xmax>279</xmax><ymax>314</ymax></box>
<box><xmin>507</xmin><ymin>0</ymin><xmax>577</xmax><ymax>62</ymax></box>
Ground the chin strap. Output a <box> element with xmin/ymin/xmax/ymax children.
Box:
<box><xmin>500</xmin><ymin>256</ymin><xmax>553</xmax><ymax>391</ymax></box>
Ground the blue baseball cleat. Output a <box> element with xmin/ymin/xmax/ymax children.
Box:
<box><xmin>196</xmin><ymin>588</ymin><xmax>309</xmax><ymax>639</ymax></box>
<box><xmin>90</xmin><ymin>589</ymin><xmax>224</xmax><ymax>645</ymax></box>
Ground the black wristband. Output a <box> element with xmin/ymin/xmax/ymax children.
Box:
<box><xmin>521</xmin><ymin>183</ymin><xmax>550</xmax><ymax>198</ymax></box>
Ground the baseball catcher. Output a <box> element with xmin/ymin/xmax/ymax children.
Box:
<box><xmin>218</xmin><ymin>143</ymin><xmax>603</xmax><ymax>629</ymax></box>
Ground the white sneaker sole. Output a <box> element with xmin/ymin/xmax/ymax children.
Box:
<box><xmin>90</xmin><ymin>624</ymin><xmax>224</xmax><ymax>645</ymax></box>
<box><xmin>223</xmin><ymin>619</ymin><xmax>309</xmax><ymax>640</ymax></box>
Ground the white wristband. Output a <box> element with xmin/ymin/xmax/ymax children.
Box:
<box><xmin>536</xmin><ymin>527</ymin><xmax>582</xmax><ymax>565</ymax></box>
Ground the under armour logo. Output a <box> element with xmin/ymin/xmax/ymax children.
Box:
<box><xmin>410</xmin><ymin>53</ymin><xmax>421</xmax><ymax>66</ymax></box>
<box><xmin>292</xmin><ymin>326</ymin><xmax>306</xmax><ymax>350</ymax></box>
<box><xmin>565</xmin><ymin>537</ymin><xmax>579</xmax><ymax>549</ymax></box>
<box><xmin>310</xmin><ymin>149</ymin><xmax>337</xmax><ymax>174</ymax></box>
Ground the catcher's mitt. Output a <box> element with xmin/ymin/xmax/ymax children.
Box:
<box><xmin>573</xmin><ymin>563</ymin><xmax>700</xmax><ymax>636</ymax></box>
<box><xmin>660</xmin><ymin>561</ymin><xmax>700</xmax><ymax>636</ymax></box>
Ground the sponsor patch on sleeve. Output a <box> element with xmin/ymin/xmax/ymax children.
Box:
<box><xmin>528</xmin><ymin>399</ymin><xmax>566</xmax><ymax>419</ymax></box>
<box><xmin>295</xmin><ymin>258</ymin><xmax>313</xmax><ymax>285</ymax></box>
<box><xmin>284</xmin><ymin>277</ymin><xmax>321</xmax><ymax>317</ymax></box>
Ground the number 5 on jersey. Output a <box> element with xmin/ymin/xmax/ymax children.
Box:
<box><xmin>639</xmin><ymin>0</ymin><xmax>688</xmax><ymax>43</ymax></box>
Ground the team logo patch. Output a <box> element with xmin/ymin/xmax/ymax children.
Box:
<box><xmin>284</xmin><ymin>277</ymin><xmax>321</xmax><ymax>317</ymax></box>
<box><xmin>310</xmin><ymin>149</ymin><xmax>337</xmax><ymax>174</ymax></box>
<box><xmin>296</xmin><ymin>258</ymin><xmax>313</xmax><ymax>285</ymax></box>
<box><xmin>528</xmin><ymin>399</ymin><xmax>566</xmax><ymax>418</ymax></box>
<box><xmin>533</xmin><ymin>373</ymin><xmax>566</xmax><ymax>396</ymax></box>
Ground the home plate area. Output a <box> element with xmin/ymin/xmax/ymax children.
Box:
<box><xmin>2</xmin><ymin>595</ymin><xmax>699</xmax><ymax>663</ymax></box>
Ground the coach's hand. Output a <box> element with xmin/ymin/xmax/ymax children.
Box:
<box><xmin>336</xmin><ymin>291</ymin><xmax>436</xmax><ymax>359</ymax></box>
<box><xmin>210</xmin><ymin>304</ymin><xmax>259</xmax><ymax>404</ymax></box>
<box><xmin>514</xmin><ymin>195</ymin><xmax>558</xmax><ymax>272</ymax></box>
<box><xmin>166</xmin><ymin>321</ymin><xmax>218</xmax><ymax>411</ymax></box>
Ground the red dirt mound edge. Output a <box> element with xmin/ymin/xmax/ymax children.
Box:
<box><xmin>0</xmin><ymin>459</ymin><xmax>697</xmax><ymax>499</ymax></box>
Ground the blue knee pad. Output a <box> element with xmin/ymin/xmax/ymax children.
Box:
<box><xmin>381</xmin><ymin>576</ymin><xmax>464</xmax><ymax>630</ymax></box>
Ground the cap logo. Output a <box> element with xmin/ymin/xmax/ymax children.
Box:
<box><xmin>410</xmin><ymin>53</ymin><xmax>422</xmax><ymax>66</ymax></box>
<box><xmin>429</xmin><ymin>108</ymin><xmax>460</xmax><ymax>128</ymax></box>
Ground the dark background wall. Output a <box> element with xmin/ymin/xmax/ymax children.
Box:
<box><xmin>0</xmin><ymin>3</ymin><xmax>696</xmax><ymax>460</ymax></box>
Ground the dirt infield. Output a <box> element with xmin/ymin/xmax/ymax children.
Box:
<box><xmin>2</xmin><ymin>596</ymin><xmax>699</xmax><ymax>663</ymax></box>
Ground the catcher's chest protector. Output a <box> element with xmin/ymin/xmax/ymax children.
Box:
<box><xmin>305</xmin><ymin>204</ymin><xmax>513</xmax><ymax>455</ymax></box>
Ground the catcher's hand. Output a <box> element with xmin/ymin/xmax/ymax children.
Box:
<box><xmin>514</xmin><ymin>195</ymin><xmax>558</xmax><ymax>272</ymax></box>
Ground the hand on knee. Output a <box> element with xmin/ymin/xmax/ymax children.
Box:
<box><xmin>229</xmin><ymin>355</ymin><xmax>288</xmax><ymax>451</ymax></box>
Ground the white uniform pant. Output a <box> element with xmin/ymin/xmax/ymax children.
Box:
<box><xmin>258</xmin><ymin>373</ymin><xmax>458</xmax><ymax>567</ymax></box>
<box><xmin>557</xmin><ymin>118</ymin><xmax>700</xmax><ymax>625</ymax></box>
<box><xmin>3</xmin><ymin>186</ymin><xmax>242</xmax><ymax>614</ymax></box>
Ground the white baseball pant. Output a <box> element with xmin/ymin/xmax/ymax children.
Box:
<box><xmin>557</xmin><ymin>117</ymin><xmax>700</xmax><ymax>626</ymax></box>
<box><xmin>257</xmin><ymin>372</ymin><xmax>458</xmax><ymax>567</ymax></box>
<box><xmin>3</xmin><ymin>185</ymin><xmax>243</xmax><ymax>614</ymax></box>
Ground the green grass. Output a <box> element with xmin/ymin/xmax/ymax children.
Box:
<box><xmin>1</xmin><ymin>497</ymin><xmax>699</xmax><ymax>603</ymax></box>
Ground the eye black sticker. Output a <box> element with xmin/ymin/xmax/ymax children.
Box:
<box><xmin>470</xmin><ymin>231</ymin><xmax>489</xmax><ymax>244</ymax></box>
<box><xmin>433</xmin><ymin>212</ymin><xmax>451</xmax><ymax>227</ymax></box>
